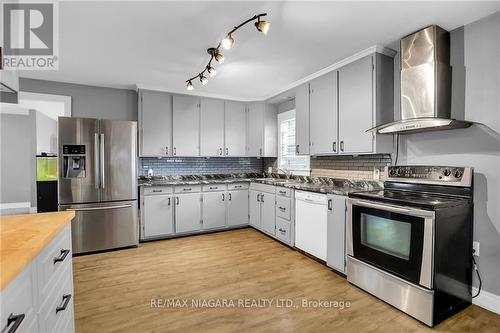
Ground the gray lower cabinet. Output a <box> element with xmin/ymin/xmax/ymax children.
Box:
<box><xmin>326</xmin><ymin>194</ymin><xmax>347</xmax><ymax>273</ymax></box>
<box><xmin>260</xmin><ymin>192</ymin><xmax>276</xmax><ymax>235</ymax></box>
<box><xmin>202</xmin><ymin>191</ymin><xmax>227</xmax><ymax>229</ymax></box>
<box><xmin>175</xmin><ymin>193</ymin><xmax>202</xmax><ymax>233</ymax></box>
<box><xmin>249</xmin><ymin>189</ymin><xmax>261</xmax><ymax>228</ymax></box>
<box><xmin>227</xmin><ymin>190</ymin><xmax>249</xmax><ymax>226</ymax></box>
<box><xmin>172</xmin><ymin>95</ymin><xmax>200</xmax><ymax>156</ymax></box>
<box><xmin>142</xmin><ymin>194</ymin><xmax>174</xmax><ymax>238</ymax></box>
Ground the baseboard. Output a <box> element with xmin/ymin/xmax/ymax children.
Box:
<box><xmin>472</xmin><ymin>287</ymin><xmax>500</xmax><ymax>315</ymax></box>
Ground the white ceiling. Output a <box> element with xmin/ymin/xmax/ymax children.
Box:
<box><xmin>21</xmin><ymin>1</ymin><xmax>500</xmax><ymax>101</ymax></box>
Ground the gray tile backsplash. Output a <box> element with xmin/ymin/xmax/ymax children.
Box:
<box><xmin>139</xmin><ymin>157</ymin><xmax>264</xmax><ymax>176</ymax></box>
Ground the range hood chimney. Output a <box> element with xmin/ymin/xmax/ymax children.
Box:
<box><xmin>370</xmin><ymin>25</ymin><xmax>472</xmax><ymax>134</ymax></box>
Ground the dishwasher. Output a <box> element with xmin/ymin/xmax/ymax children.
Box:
<box><xmin>295</xmin><ymin>190</ymin><xmax>327</xmax><ymax>261</ymax></box>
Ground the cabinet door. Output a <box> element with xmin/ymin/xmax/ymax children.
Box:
<box><xmin>260</xmin><ymin>192</ymin><xmax>276</xmax><ymax>236</ymax></box>
<box><xmin>326</xmin><ymin>195</ymin><xmax>347</xmax><ymax>273</ymax></box>
<box><xmin>175</xmin><ymin>193</ymin><xmax>201</xmax><ymax>233</ymax></box>
<box><xmin>139</xmin><ymin>90</ymin><xmax>172</xmax><ymax>156</ymax></box>
<box><xmin>173</xmin><ymin>95</ymin><xmax>200</xmax><ymax>156</ymax></box>
<box><xmin>227</xmin><ymin>190</ymin><xmax>249</xmax><ymax>226</ymax></box>
<box><xmin>143</xmin><ymin>194</ymin><xmax>174</xmax><ymax>237</ymax></box>
<box><xmin>225</xmin><ymin>101</ymin><xmax>247</xmax><ymax>156</ymax></box>
<box><xmin>338</xmin><ymin>55</ymin><xmax>374</xmax><ymax>154</ymax></box>
<box><xmin>249</xmin><ymin>190</ymin><xmax>261</xmax><ymax>228</ymax></box>
<box><xmin>200</xmin><ymin>98</ymin><xmax>225</xmax><ymax>157</ymax></box>
<box><xmin>247</xmin><ymin>102</ymin><xmax>264</xmax><ymax>156</ymax></box>
<box><xmin>310</xmin><ymin>72</ymin><xmax>338</xmax><ymax>155</ymax></box>
<box><xmin>294</xmin><ymin>83</ymin><xmax>310</xmax><ymax>155</ymax></box>
<box><xmin>202</xmin><ymin>191</ymin><xmax>227</xmax><ymax>229</ymax></box>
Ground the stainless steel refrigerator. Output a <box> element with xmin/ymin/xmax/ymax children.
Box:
<box><xmin>58</xmin><ymin>117</ymin><xmax>138</xmax><ymax>254</ymax></box>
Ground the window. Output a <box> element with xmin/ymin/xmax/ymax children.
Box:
<box><xmin>277</xmin><ymin>110</ymin><xmax>310</xmax><ymax>175</ymax></box>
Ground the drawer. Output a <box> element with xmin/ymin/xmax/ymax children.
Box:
<box><xmin>174</xmin><ymin>185</ymin><xmax>202</xmax><ymax>193</ymax></box>
<box><xmin>39</xmin><ymin>264</ymin><xmax>74</xmax><ymax>333</ymax></box>
<box><xmin>202</xmin><ymin>184</ymin><xmax>226</xmax><ymax>192</ymax></box>
<box><xmin>227</xmin><ymin>183</ymin><xmax>249</xmax><ymax>190</ymax></box>
<box><xmin>0</xmin><ymin>264</ymin><xmax>37</xmax><ymax>333</ymax></box>
<box><xmin>37</xmin><ymin>223</ymin><xmax>72</xmax><ymax>302</ymax></box>
<box><xmin>143</xmin><ymin>186</ymin><xmax>173</xmax><ymax>195</ymax></box>
<box><xmin>276</xmin><ymin>196</ymin><xmax>291</xmax><ymax>221</ymax></box>
<box><xmin>250</xmin><ymin>182</ymin><xmax>275</xmax><ymax>194</ymax></box>
<box><xmin>276</xmin><ymin>187</ymin><xmax>292</xmax><ymax>197</ymax></box>
<box><xmin>275</xmin><ymin>218</ymin><xmax>291</xmax><ymax>244</ymax></box>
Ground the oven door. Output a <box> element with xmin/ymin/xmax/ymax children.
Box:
<box><xmin>347</xmin><ymin>198</ymin><xmax>435</xmax><ymax>289</ymax></box>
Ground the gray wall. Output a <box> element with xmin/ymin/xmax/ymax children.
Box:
<box><xmin>398</xmin><ymin>12</ymin><xmax>500</xmax><ymax>297</ymax></box>
<box><xmin>0</xmin><ymin>111</ymin><xmax>37</xmax><ymax>212</ymax></box>
<box><xmin>19</xmin><ymin>78</ymin><xmax>138</xmax><ymax>121</ymax></box>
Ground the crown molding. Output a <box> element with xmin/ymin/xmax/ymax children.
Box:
<box><xmin>134</xmin><ymin>84</ymin><xmax>258</xmax><ymax>102</ymax></box>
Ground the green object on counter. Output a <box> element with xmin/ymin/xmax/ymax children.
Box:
<box><xmin>36</xmin><ymin>156</ymin><xmax>58</xmax><ymax>181</ymax></box>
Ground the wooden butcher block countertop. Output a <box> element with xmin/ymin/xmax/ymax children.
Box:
<box><xmin>0</xmin><ymin>211</ymin><xmax>75</xmax><ymax>291</ymax></box>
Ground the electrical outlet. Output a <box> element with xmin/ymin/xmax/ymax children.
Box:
<box><xmin>473</xmin><ymin>241</ymin><xmax>480</xmax><ymax>256</ymax></box>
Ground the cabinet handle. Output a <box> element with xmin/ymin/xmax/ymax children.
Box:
<box><xmin>166</xmin><ymin>146</ymin><xmax>169</xmax><ymax>155</ymax></box>
<box><xmin>279</xmin><ymin>190</ymin><xmax>286</xmax><ymax>195</ymax></box>
<box><xmin>183</xmin><ymin>188</ymin><xmax>192</xmax><ymax>191</ymax></box>
<box><xmin>4</xmin><ymin>313</ymin><xmax>25</xmax><ymax>333</ymax></box>
<box><xmin>259</xmin><ymin>148</ymin><xmax>262</xmax><ymax>156</ymax></box>
<box><xmin>152</xmin><ymin>189</ymin><xmax>162</xmax><ymax>193</ymax></box>
<box><xmin>219</xmin><ymin>148</ymin><xmax>223</xmax><ymax>156</ymax></box>
<box><xmin>228</xmin><ymin>193</ymin><xmax>232</xmax><ymax>201</ymax></box>
<box><xmin>176</xmin><ymin>197</ymin><xmax>180</xmax><ymax>205</ymax></box>
<box><xmin>257</xmin><ymin>194</ymin><xmax>261</xmax><ymax>202</ymax></box>
<box><xmin>56</xmin><ymin>294</ymin><xmax>72</xmax><ymax>314</ymax></box>
<box><xmin>261</xmin><ymin>194</ymin><xmax>264</xmax><ymax>202</ymax></box>
<box><xmin>333</xmin><ymin>142</ymin><xmax>337</xmax><ymax>152</ymax></box>
<box><xmin>278</xmin><ymin>228</ymin><xmax>286</xmax><ymax>233</ymax></box>
<box><xmin>235</xmin><ymin>185</ymin><xmax>242</xmax><ymax>188</ymax></box>
<box><xmin>296</xmin><ymin>145</ymin><xmax>299</xmax><ymax>154</ymax></box>
<box><xmin>328</xmin><ymin>199</ymin><xmax>333</xmax><ymax>211</ymax></box>
<box><xmin>209</xmin><ymin>186</ymin><xmax>217</xmax><ymax>190</ymax></box>
<box><xmin>173</xmin><ymin>147</ymin><xmax>177</xmax><ymax>155</ymax></box>
<box><xmin>53</xmin><ymin>249</ymin><xmax>70</xmax><ymax>264</ymax></box>
<box><xmin>340</xmin><ymin>141</ymin><xmax>344</xmax><ymax>152</ymax></box>
<box><xmin>226</xmin><ymin>147</ymin><xmax>229</xmax><ymax>156</ymax></box>
<box><xmin>222</xmin><ymin>193</ymin><xmax>225</xmax><ymax>201</ymax></box>
<box><xmin>168</xmin><ymin>197</ymin><xmax>171</xmax><ymax>206</ymax></box>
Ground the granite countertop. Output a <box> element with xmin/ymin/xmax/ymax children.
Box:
<box><xmin>0</xmin><ymin>211</ymin><xmax>75</xmax><ymax>291</ymax></box>
<box><xmin>139</xmin><ymin>173</ymin><xmax>382</xmax><ymax>196</ymax></box>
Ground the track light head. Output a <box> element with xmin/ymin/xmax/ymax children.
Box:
<box><xmin>186</xmin><ymin>80</ymin><xmax>194</xmax><ymax>90</ymax></box>
<box><xmin>200</xmin><ymin>74</ymin><xmax>208</xmax><ymax>85</ymax></box>
<box><xmin>255</xmin><ymin>18</ymin><xmax>270</xmax><ymax>35</ymax></box>
<box><xmin>215</xmin><ymin>51</ymin><xmax>224</xmax><ymax>64</ymax></box>
<box><xmin>207</xmin><ymin>65</ymin><xmax>216</xmax><ymax>77</ymax></box>
<box><xmin>221</xmin><ymin>34</ymin><xmax>234</xmax><ymax>50</ymax></box>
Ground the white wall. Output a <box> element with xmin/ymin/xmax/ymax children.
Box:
<box><xmin>400</xmin><ymin>12</ymin><xmax>500</xmax><ymax>298</ymax></box>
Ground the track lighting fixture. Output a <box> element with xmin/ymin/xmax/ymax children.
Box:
<box><xmin>221</xmin><ymin>34</ymin><xmax>234</xmax><ymax>50</ymax></box>
<box><xmin>186</xmin><ymin>13</ymin><xmax>269</xmax><ymax>90</ymax></box>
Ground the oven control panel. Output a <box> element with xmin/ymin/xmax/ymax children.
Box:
<box><xmin>384</xmin><ymin>166</ymin><xmax>473</xmax><ymax>187</ymax></box>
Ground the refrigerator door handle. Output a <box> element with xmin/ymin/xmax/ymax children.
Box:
<box><xmin>94</xmin><ymin>133</ymin><xmax>100</xmax><ymax>188</ymax></box>
<box><xmin>100</xmin><ymin>133</ymin><xmax>105</xmax><ymax>189</ymax></box>
<box><xmin>68</xmin><ymin>204</ymin><xmax>132</xmax><ymax>212</ymax></box>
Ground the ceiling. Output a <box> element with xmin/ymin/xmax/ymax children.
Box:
<box><xmin>20</xmin><ymin>1</ymin><xmax>500</xmax><ymax>101</ymax></box>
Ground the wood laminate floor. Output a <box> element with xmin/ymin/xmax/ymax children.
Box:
<box><xmin>73</xmin><ymin>228</ymin><xmax>500</xmax><ymax>333</ymax></box>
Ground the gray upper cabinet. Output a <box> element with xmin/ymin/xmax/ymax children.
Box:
<box><xmin>200</xmin><ymin>98</ymin><xmax>225</xmax><ymax>157</ymax></box>
<box><xmin>224</xmin><ymin>101</ymin><xmax>247</xmax><ymax>156</ymax></box>
<box><xmin>294</xmin><ymin>83</ymin><xmax>310</xmax><ymax>155</ymax></box>
<box><xmin>172</xmin><ymin>95</ymin><xmax>200</xmax><ymax>156</ymax></box>
<box><xmin>338</xmin><ymin>54</ymin><xmax>394</xmax><ymax>154</ymax></box>
<box><xmin>309</xmin><ymin>72</ymin><xmax>338</xmax><ymax>155</ymax></box>
<box><xmin>247</xmin><ymin>102</ymin><xmax>277</xmax><ymax>157</ymax></box>
<box><xmin>138</xmin><ymin>90</ymin><xmax>172</xmax><ymax>157</ymax></box>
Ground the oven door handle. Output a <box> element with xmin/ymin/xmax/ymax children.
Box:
<box><xmin>349</xmin><ymin>199</ymin><xmax>411</xmax><ymax>214</ymax></box>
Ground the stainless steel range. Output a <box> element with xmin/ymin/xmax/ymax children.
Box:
<box><xmin>346</xmin><ymin>165</ymin><xmax>473</xmax><ymax>327</ymax></box>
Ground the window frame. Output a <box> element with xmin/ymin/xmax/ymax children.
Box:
<box><xmin>277</xmin><ymin>110</ymin><xmax>310</xmax><ymax>176</ymax></box>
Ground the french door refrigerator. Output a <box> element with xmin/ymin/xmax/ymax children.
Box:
<box><xmin>58</xmin><ymin>117</ymin><xmax>138</xmax><ymax>254</ymax></box>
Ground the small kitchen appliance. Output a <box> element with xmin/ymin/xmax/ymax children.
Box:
<box><xmin>346</xmin><ymin>165</ymin><xmax>473</xmax><ymax>326</ymax></box>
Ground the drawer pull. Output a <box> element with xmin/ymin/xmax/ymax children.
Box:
<box><xmin>53</xmin><ymin>249</ymin><xmax>70</xmax><ymax>264</ymax></box>
<box><xmin>56</xmin><ymin>294</ymin><xmax>72</xmax><ymax>314</ymax></box>
<box><xmin>209</xmin><ymin>186</ymin><xmax>218</xmax><ymax>190</ymax></box>
<box><xmin>279</xmin><ymin>190</ymin><xmax>286</xmax><ymax>194</ymax></box>
<box><xmin>278</xmin><ymin>228</ymin><xmax>286</xmax><ymax>233</ymax></box>
<box><xmin>278</xmin><ymin>206</ymin><xmax>286</xmax><ymax>211</ymax></box>
<box><xmin>4</xmin><ymin>313</ymin><xmax>25</xmax><ymax>333</ymax></box>
<box><xmin>234</xmin><ymin>185</ymin><xmax>242</xmax><ymax>188</ymax></box>
<box><xmin>152</xmin><ymin>189</ymin><xmax>162</xmax><ymax>193</ymax></box>
<box><xmin>183</xmin><ymin>188</ymin><xmax>192</xmax><ymax>191</ymax></box>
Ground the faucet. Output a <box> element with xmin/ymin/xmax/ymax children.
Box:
<box><xmin>277</xmin><ymin>168</ymin><xmax>292</xmax><ymax>179</ymax></box>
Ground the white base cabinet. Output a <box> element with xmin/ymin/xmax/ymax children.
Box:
<box><xmin>227</xmin><ymin>188</ymin><xmax>249</xmax><ymax>226</ymax></box>
<box><xmin>0</xmin><ymin>224</ymin><xmax>75</xmax><ymax>333</ymax></box>
<box><xmin>326</xmin><ymin>195</ymin><xmax>347</xmax><ymax>273</ymax></box>
<box><xmin>175</xmin><ymin>192</ymin><xmax>202</xmax><ymax>233</ymax></box>
<box><xmin>202</xmin><ymin>191</ymin><xmax>227</xmax><ymax>230</ymax></box>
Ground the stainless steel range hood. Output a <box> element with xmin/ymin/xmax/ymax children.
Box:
<box><xmin>369</xmin><ymin>25</ymin><xmax>473</xmax><ymax>134</ymax></box>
